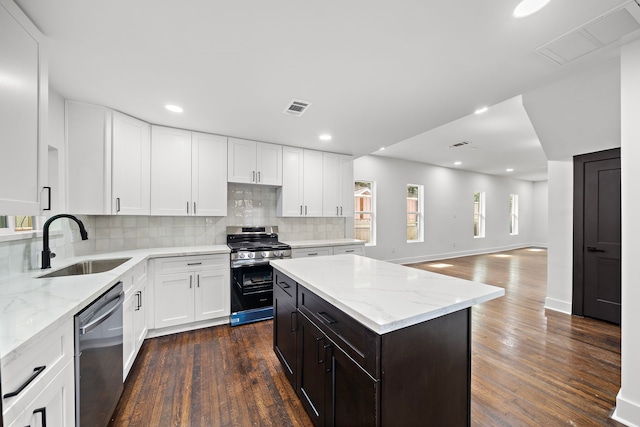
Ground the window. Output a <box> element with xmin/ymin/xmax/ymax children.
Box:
<box><xmin>0</xmin><ymin>215</ymin><xmax>36</xmax><ymax>235</ymax></box>
<box><xmin>354</xmin><ymin>181</ymin><xmax>375</xmax><ymax>245</ymax></box>
<box><xmin>509</xmin><ymin>194</ymin><xmax>519</xmax><ymax>235</ymax></box>
<box><xmin>473</xmin><ymin>191</ymin><xmax>485</xmax><ymax>238</ymax></box>
<box><xmin>407</xmin><ymin>184</ymin><xmax>423</xmax><ymax>242</ymax></box>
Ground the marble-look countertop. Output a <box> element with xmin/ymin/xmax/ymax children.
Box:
<box><xmin>283</xmin><ymin>238</ymin><xmax>365</xmax><ymax>248</ymax></box>
<box><xmin>270</xmin><ymin>254</ymin><xmax>504</xmax><ymax>335</ymax></box>
<box><xmin>0</xmin><ymin>246</ymin><xmax>230</xmax><ymax>362</ymax></box>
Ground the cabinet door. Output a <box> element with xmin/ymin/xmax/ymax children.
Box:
<box><xmin>0</xmin><ymin>2</ymin><xmax>47</xmax><ymax>215</ymax></box>
<box><xmin>256</xmin><ymin>142</ymin><xmax>282</xmax><ymax>185</ymax></box>
<box><xmin>112</xmin><ymin>111</ymin><xmax>150</xmax><ymax>215</ymax></box>
<box><xmin>297</xmin><ymin>314</ymin><xmax>329</xmax><ymax>427</ymax></box>
<box><xmin>133</xmin><ymin>280</ymin><xmax>148</xmax><ymax>353</ymax></box>
<box><xmin>274</xmin><ymin>289</ymin><xmax>297</xmax><ymax>389</ymax></box>
<box><xmin>8</xmin><ymin>360</ymin><xmax>75</xmax><ymax>427</ymax></box>
<box><xmin>154</xmin><ymin>272</ymin><xmax>195</xmax><ymax>328</ymax></box>
<box><xmin>339</xmin><ymin>155</ymin><xmax>354</xmax><ymax>217</ymax></box>
<box><xmin>322</xmin><ymin>152</ymin><xmax>341</xmax><ymax>217</ymax></box>
<box><xmin>65</xmin><ymin>101</ymin><xmax>111</xmax><ymax>214</ymax></box>
<box><xmin>330</xmin><ymin>344</ymin><xmax>378</xmax><ymax>427</ymax></box>
<box><xmin>150</xmin><ymin>126</ymin><xmax>192</xmax><ymax>216</ymax></box>
<box><xmin>194</xmin><ymin>269</ymin><xmax>230</xmax><ymax>321</ymax></box>
<box><xmin>303</xmin><ymin>149</ymin><xmax>323</xmax><ymax>217</ymax></box>
<box><xmin>278</xmin><ymin>146</ymin><xmax>304</xmax><ymax>217</ymax></box>
<box><xmin>123</xmin><ymin>291</ymin><xmax>136</xmax><ymax>380</ymax></box>
<box><xmin>192</xmin><ymin>132</ymin><xmax>227</xmax><ymax>216</ymax></box>
<box><xmin>227</xmin><ymin>138</ymin><xmax>257</xmax><ymax>183</ymax></box>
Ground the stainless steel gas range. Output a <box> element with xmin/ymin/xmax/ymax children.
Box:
<box><xmin>227</xmin><ymin>226</ymin><xmax>292</xmax><ymax>326</ymax></box>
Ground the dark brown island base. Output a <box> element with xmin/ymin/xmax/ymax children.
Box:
<box><xmin>270</xmin><ymin>255</ymin><xmax>504</xmax><ymax>427</ymax></box>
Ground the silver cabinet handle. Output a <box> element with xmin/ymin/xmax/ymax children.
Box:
<box><xmin>193</xmin><ymin>202</ymin><xmax>196</xmax><ymax>215</ymax></box>
<box><xmin>258</xmin><ymin>171</ymin><xmax>261</xmax><ymax>182</ymax></box>
<box><xmin>186</xmin><ymin>201</ymin><xmax>189</xmax><ymax>214</ymax></box>
<box><xmin>116</xmin><ymin>197</ymin><xmax>121</xmax><ymax>213</ymax></box>
<box><xmin>308</xmin><ymin>252</ymin><xmax>318</xmax><ymax>256</ymax></box>
<box><xmin>252</xmin><ymin>171</ymin><xmax>256</xmax><ymax>182</ymax></box>
<box><xmin>340</xmin><ymin>206</ymin><xmax>343</xmax><ymax>216</ymax></box>
<box><xmin>300</xmin><ymin>205</ymin><xmax>303</xmax><ymax>215</ymax></box>
<box><xmin>345</xmin><ymin>250</ymin><xmax>354</xmax><ymax>253</ymax></box>
<box><xmin>190</xmin><ymin>276</ymin><xmax>192</xmax><ymax>288</ymax></box>
<box><xmin>80</xmin><ymin>292</ymin><xmax>124</xmax><ymax>334</ymax></box>
<box><xmin>197</xmin><ymin>274</ymin><xmax>200</xmax><ymax>287</ymax></box>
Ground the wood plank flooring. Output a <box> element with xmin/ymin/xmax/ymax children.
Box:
<box><xmin>110</xmin><ymin>248</ymin><xmax>622</xmax><ymax>426</ymax></box>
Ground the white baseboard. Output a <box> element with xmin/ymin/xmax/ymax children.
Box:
<box><xmin>613</xmin><ymin>392</ymin><xmax>640</xmax><ymax>427</ymax></box>
<box><xmin>146</xmin><ymin>316</ymin><xmax>230</xmax><ymax>339</ymax></box>
<box><xmin>389</xmin><ymin>243</ymin><xmax>540</xmax><ymax>265</ymax></box>
<box><xmin>544</xmin><ymin>297</ymin><xmax>572</xmax><ymax>315</ymax></box>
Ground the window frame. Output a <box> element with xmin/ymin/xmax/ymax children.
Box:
<box><xmin>473</xmin><ymin>191</ymin><xmax>486</xmax><ymax>239</ymax></box>
<box><xmin>406</xmin><ymin>184</ymin><xmax>424</xmax><ymax>243</ymax></box>
<box><xmin>509</xmin><ymin>194</ymin><xmax>519</xmax><ymax>236</ymax></box>
<box><xmin>354</xmin><ymin>180</ymin><xmax>376</xmax><ymax>246</ymax></box>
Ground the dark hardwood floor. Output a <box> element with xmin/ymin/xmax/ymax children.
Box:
<box><xmin>110</xmin><ymin>248</ymin><xmax>622</xmax><ymax>426</ymax></box>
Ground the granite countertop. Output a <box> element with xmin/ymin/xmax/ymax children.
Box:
<box><xmin>0</xmin><ymin>245</ymin><xmax>230</xmax><ymax>362</ymax></box>
<box><xmin>270</xmin><ymin>254</ymin><xmax>504</xmax><ymax>335</ymax></box>
<box><xmin>283</xmin><ymin>238</ymin><xmax>365</xmax><ymax>248</ymax></box>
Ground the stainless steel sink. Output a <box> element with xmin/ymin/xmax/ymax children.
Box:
<box><xmin>38</xmin><ymin>258</ymin><xmax>131</xmax><ymax>278</ymax></box>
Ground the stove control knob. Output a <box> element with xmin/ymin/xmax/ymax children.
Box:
<box><xmin>273</xmin><ymin>251</ymin><xmax>281</xmax><ymax>257</ymax></box>
<box><xmin>238</xmin><ymin>252</ymin><xmax>245</xmax><ymax>259</ymax></box>
<box><xmin>261</xmin><ymin>251</ymin><xmax>269</xmax><ymax>258</ymax></box>
<box><xmin>248</xmin><ymin>252</ymin><xmax>255</xmax><ymax>259</ymax></box>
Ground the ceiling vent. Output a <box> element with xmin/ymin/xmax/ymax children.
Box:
<box><xmin>283</xmin><ymin>99</ymin><xmax>312</xmax><ymax>116</ymax></box>
<box><xmin>449</xmin><ymin>141</ymin><xmax>472</xmax><ymax>148</ymax></box>
<box><xmin>536</xmin><ymin>1</ymin><xmax>640</xmax><ymax>65</ymax></box>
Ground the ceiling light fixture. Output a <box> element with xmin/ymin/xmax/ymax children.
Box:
<box><xmin>513</xmin><ymin>0</ymin><xmax>551</xmax><ymax>18</ymax></box>
<box><xmin>165</xmin><ymin>104</ymin><xmax>183</xmax><ymax>113</ymax></box>
<box><xmin>474</xmin><ymin>107</ymin><xmax>488</xmax><ymax>114</ymax></box>
<box><xmin>454</xmin><ymin>161</ymin><xmax>462</xmax><ymax>166</ymax></box>
<box><xmin>319</xmin><ymin>134</ymin><xmax>332</xmax><ymax>141</ymax></box>
<box><xmin>379</xmin><ymin>147</ymin><xmax>385</xmax><ymax>151</ymax></box>
<box><xmin>506</xmin><ymin>168</ymin><xmax>514</xmax><ymax>172</ymax></box>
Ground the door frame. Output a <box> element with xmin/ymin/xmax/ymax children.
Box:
<box><xmin>572</xmin><ymin>147</ymin><xmax>621</xmax><ymax>316</ymax></box>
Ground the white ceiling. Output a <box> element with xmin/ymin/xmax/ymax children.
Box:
<box><xmin>15</xmin><ymin>0</ymin><xmax>639</xmax><ymax>181</ymax></box>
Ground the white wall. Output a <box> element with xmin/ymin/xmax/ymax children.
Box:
<box><xmin>614</xmin><ymin>37</ymin><xmax>640</xmax><ymax>427</ymax></box>
<box><xmin>544</xmin><ymin>160</ymin><xmax>573</xmax><ymax>314</ymax></box>
<box><xmin>531</xmin><ymin>180</ymin><xmax>548</xmax><ymax>246</ymax></box>
<box><xmin>354</xmin><ymin>155</ymin><xmax>540</xmax><ymax>263</ymax></box>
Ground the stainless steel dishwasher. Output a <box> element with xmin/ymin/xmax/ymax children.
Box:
<box><xmin>74</xmin><ymin>282</ymin><xmax>124</xmax><ymax>427</ymax></box>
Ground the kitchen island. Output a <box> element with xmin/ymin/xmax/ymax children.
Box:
<box><xmin>270</xmin><ymin>254</ymin><xmax>504</xmax><ymax>426</ymax></box>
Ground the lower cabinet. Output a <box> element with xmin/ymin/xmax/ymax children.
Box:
<box><xmin>7</xmin><ymin>360</ymin><xmax>75</xmax><ymax>427</ymax></box>
<box><xmin>154</xmin><ymin>255</ymin><xmax>230</xmax><ymax>329</ymax></box>
<box><xmin>123</xmin><ymin>262</ymin><xmax>148</xmax><ymax>379</ymax></box>
<box><xmin>273</xmin><ymin>273</ymin><xmax>297</xmax><ymax>388</ymax></box>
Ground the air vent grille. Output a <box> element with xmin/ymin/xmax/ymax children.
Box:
<box><xmin>283</xmin><ymin>99</ymin><xmax>312</xmax><ymax>116</ymax></box>
<box><xmin>449</xmin><ymin>141</ymin><xmax>471</xmax><ymax>148</ymax></box>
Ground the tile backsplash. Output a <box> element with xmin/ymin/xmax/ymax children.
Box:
<box><xmin>0</xmin><ymin>184</ymin><xmax>346</xmax><ymax>275</ymax></box>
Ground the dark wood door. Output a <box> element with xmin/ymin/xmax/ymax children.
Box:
<box><xmin>573</xmin><ymin>148</ymin><xmax>621</xmax><ymax>324</ymax></box>
<box><xmin>297</xmin><ymin>313</ymin><xmax>329</xmax><ymax>427</ymax></box>
<box><xmin>330</xmin><ymin>343</ymin><xmax>379</xmax><ymax>427</ymax></box>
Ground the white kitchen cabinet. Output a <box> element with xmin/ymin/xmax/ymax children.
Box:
<box><xmin>322</xmin><ymin>153</ymin><xmax>354</xmax><ymax>218</ymax></box>
<box><xmin>277</xmin><ymin>147</ymin><xmax>323</xmax><ymax>217</ymax></box>
<box><xmin>123</xmin><ymin>262</ymin><xmax>148</xmax><ymax>380</ymax></box>
<box><xmin>112</xmin><ymin>111</ymin><xmax>151</xmax><ymax>215</ymax></box>
<box><xmin>1</xmin><ymin>319</ymin><xmax>74</xmax><ymax>426</ymax></box>
<box><xmin>332</xmin><ymin>244</ymin><xmax>364</xmax><ymax>255</ymax></box>
<box><xmin>153</xmin><ymin>255</ymin><xmax>229</xmax><ymax>329</ymax></box>
<box><xmin>66</xmin><ymin>102</ymin><xmax>151</xmax><ymax>215</ymax></box>
<box><xmin>0</xmin><ymin>1</ymin><xmax>48</xmax><ymax>215</ymax></box>
<box><xmin>291</xmin><ymin>247</ymin><xmax>334</xmax><ymax>258</ymax></box>
<box><xmin>151</xmin><ymin>126</ymin><xmax>227</xmax><ymax>216</ymax></box>
<box><xmin>6</xmin><ymin>360</ymin><xmax>75</xmax><ymax>427</ymax></box>
<box><xmin>227</xmin><ymin>138</ymin><xmax>282</xmax><ymax>185</ymax></box>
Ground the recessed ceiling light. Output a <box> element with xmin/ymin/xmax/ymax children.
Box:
<box><xmin>379</xmin><ymin>147</ymin><xmax>385</xmax><ymax>151</ymax></box>
<box><xmin>513</xmin><ymin>0</ymin><xmax>551</xmax><ymax>18</ymax></box>
<box><xmin>474</xmin><ymin>107</ymin><xmax>488</xmax><ymax>114</ymax></box>
<box><xmin>506</xmin><ymin>168</ymin><xmax>514</xmax><ymax>172</ymax></box>
<box><xmin>454</xmin><ymin>161</ymin><xmax>462</xmax><ymax>166</ymax></box>
<box><xmin>165</xmin><ymin>104</ymin><xmax>183</xmax><ymax>113</ymax></box>
<box><xmin>319</xmin><ymin>134</ymin><xmax>332</xmax><ymax>141</ymax></box>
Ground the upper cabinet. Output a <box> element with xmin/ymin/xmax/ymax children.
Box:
<box><xmin>150</xmin><ymin>126</ymin><xmax>227</xmax><ymax>216</ymax></box>
<box><xmin>277</xmin><ymin>147</ymin><xmax>323</xmax><ymax>217</ymax></box>
<box><xmin>66</xmin><ymin>101</ymin><xmax>151</xmax><ymax>215</ymax></box>
<box><xmin>228</xmin><ymin>138</ymin><xmax>282</xmax><ymax>186</ymax></box>
<box><xmin>322</xmin><ymin>153</ymin><xmax>353</xmax><ymax>218</ymax></box>
<box><xmin>0</xmin><ymin>1</ymin><xmax>48</xmax><ymax>215</ymax></box>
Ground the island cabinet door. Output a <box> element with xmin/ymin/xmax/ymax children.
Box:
<box><xmin>297</xmin><ymin>313</ymin><xmax>330</xmax><ymax>427</ymax></box>
<box><xmin>273</xmin><ymin>284</ymin><xmax>298</xmax><ymax>388</ymax></box>
<box><xmin>329</xmin><ymin>344</ymin><xmax>379</xmax><ymax>427</ymax></box>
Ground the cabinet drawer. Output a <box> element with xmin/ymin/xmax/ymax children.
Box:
<box><xmin>298</xmin><ymin>286</ymin><xmax>380</xmax><ymax>379</ymax></box>
<box><xmin>274</xmin><ymin>270</ymin><xmax>296</xmax><ymax>306</ymax></box>
<box><xmin>292</xmin><ymin>247</ymin><xmax>333</xmax><ymax>258</ymax></box>
<box><xmin>333</xmin><ymin>244</ymin><xmax>364</xmax><ymax>255</ymax></box>
<box><xmin>1</xmin><ymin>319</ymin><xmax>74</xmax><ymax>417</ymax></box>
<box><xmin>154</xmin><ymin>254</ymin><xmax>227</xmax><ymax>273</ymax></box>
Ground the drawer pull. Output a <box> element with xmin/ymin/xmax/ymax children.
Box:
<box><xmin>278</xmin><ymin>281</ymin><xmax>290</xmax><ymax>289</ymax></box>
<box><xmin>290</xmin><ymin>311</ymin><xmax>298</xmax><ymax>332</ymax></box>
<box><xmin>345</xmin><ymin>250</ymin><xmax>355</xmax><ymax>253</ymax></box>
<box><xmin>3</xmin><ymin>366</ymin><xmax>46</xmax><ymax>398</ymax></box>
<box><xmin>317</xmin><ymin>311</ymin><xmax>337</xmax><ymax>325</ymax></box>
<box><xmin>33</xmin><ymin>406</ymin><xmax>47</xmax><ymax>427</ymax></box>
<box><xmin>308</xmin><ymin>253</ymin><xmax>318</xmax><ymax>256</ymax></box>
<box><xmin>187</xmin><ymin>262</ymin><xmax>202</xmax><ymax>266</ymax></box>
<box><xmin>324</xmin><ymin>343</ymin><xmax>333</xmax><ymax>373</ymax></box>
